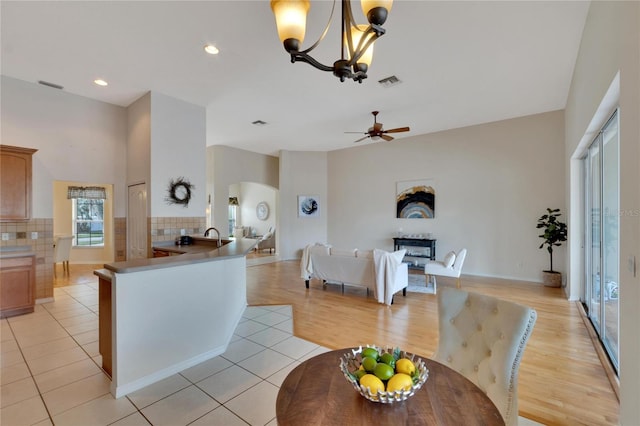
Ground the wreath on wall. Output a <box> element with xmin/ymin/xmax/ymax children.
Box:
<box><xmin>165</xmin><ymin>177</ymin><xmax>194</xmax><ymax>207</ymax></box>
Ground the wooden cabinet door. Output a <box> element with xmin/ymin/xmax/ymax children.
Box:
<box><xmin>0</xmin><ymin>256</ymin><xmax>35</xmax><ymax>318</ymax></box>
<box><xmin>0</xmin><ymin>145</ymin><xmax>37</xmax><ymax>221</ymax></box>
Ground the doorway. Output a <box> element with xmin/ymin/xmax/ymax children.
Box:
<box><xmin>229</xmin><ymin>182</ymin><xmax>278</xmax><ymax>265</ymax></box>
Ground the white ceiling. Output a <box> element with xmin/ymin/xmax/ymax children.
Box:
<box><xmin>1</xmin><ymin>1</ymin><xmax>590</xmax><ymax>156</ymax></box>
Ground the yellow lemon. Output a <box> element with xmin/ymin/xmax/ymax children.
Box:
<box><xmin>395</xmin><ymin>358</ymin><xmax>416</xmax><ymax>376</ymax></box>
<box><xmin>359</xmin><ymin>374</ymin><xmax>385</xmax><ymax>396</ymax></box>
<box><xmin>386</xmin><ymin>373</ymin><xmax>413</xmax><ymax>393</ymax></box>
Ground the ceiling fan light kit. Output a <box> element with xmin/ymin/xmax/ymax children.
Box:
<box><xmin>348</xmin><ymin>111</ymin><xmax>410</xmax><ymax>143</ymax></box>
<box><xmin>270</xmin><ymin>0</ymin><xmax>393</xmax><ymax>83</ymax></box>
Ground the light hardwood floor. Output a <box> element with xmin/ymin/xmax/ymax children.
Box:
<box><xmin>245</xmin><ymin>260</ymin><xmax>619</xmax><ymax>426</ymax></box>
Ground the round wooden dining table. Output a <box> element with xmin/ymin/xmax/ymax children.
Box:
<box><xmin>276</xmin><ymin>348</ymin><xmax>505</xmax><ymax>426</ymax></box>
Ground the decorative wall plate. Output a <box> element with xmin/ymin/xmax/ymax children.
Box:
<box><xmin>256</xmin><ymin>201</ymin><xmax>269</xmax><ymax>220</ymax></box>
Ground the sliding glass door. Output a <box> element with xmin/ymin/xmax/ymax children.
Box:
<box><xmin>583</xmin><ymin>110</ymin><xmax>619</xmax><ymax>373</ymax></box>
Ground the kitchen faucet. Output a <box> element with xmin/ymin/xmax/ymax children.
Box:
<box><xmin>204</xmin><ymin>227</ymin><xmax>222</xmax><ymax>247</ymax></box>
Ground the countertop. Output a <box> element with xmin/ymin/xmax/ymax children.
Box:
<box><xmin>102</xmin><ymin>236</ymin><xmax>258</xmax><ymax>274</ymax></box>
<box><xmin>0</xmin><ymin>245</ymin><xmax>36</xmax><ymax>259</ymax></box>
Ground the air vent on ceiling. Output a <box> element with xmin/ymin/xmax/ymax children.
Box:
<box><xmin>252</xmin><ymin>120</ymin><xmax>267</xmax><ymax>126</ymax></box>
<box><xmin>378</xmin><ymin>75</ymin><xmax>401</xmax><ymax>88</ymax></box>
<box><xmin>38</xmin><ymin>80</ymin><xmax>64</xmax><ymax>90</ymax></box>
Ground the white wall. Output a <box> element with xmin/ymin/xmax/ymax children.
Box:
<box><xmin>564</xmin><ymin>2</ymin><xmax>640</xmax><ymax>423</ymax></box>
<box><xmin>110</xmin><ymin>256</ymin><xmax>246</xmax><ymax>397</ymax></box>
<box><xmin>1</xmin><ymin>76</ymin><xmax>127</xmax><ymax>217</ymax></box>
<box><xmin>126</xmin><ymin>93</ymin><xmax>151</xmax><ymax>191</ymax></box>
<box><xmin>326</xmin><ymin>111</ymin><xmax>566</xmax><ymax>282</ymax></box>
<box><xmin>150</xmin><ymin>92</ymin><xmax>206</xmax><ymax>217</ymax></box>
<box><xmin>278</xmin><ymin>150</ymin><xmax>328</xmax><ymax>260</ymax></box>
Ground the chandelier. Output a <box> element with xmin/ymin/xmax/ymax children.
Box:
<box><xmin>270</xmin><ymin>0</ymin><xmax>393</xmax><ymax>83</ymax></box>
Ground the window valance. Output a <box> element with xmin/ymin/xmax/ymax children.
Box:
<box><xmin>67</xmin><ymin>186</ymin><xmax>106</xmax><ymax>200</ymax></box>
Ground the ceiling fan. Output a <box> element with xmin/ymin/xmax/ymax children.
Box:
<box><xmin>346</xmin><ymin>111</ymin><xmax>410</xmax><ymax>143</ymax></box>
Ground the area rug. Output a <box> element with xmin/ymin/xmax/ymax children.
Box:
<box><xmin>406</xmin><ymin>274</ymin><xmax>436</xmax><ymax>294</ymax></box>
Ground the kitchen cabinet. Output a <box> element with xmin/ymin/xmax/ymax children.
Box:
<box><xmin>1</xmin><ymin>145</ymin><xmax>38</xmax><ymax>221</ymax></box>
<box><xmin>0</xmin><ymin>254</ymin><xmax>36</xmax><ymax>318</ymax></box>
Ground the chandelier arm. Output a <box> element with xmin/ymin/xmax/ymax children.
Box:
<box><xmin>342</xmin><ymin>0</ymin><xmax>353</xmax><ymax>61</ymax></box>
<box><xmin>298</xmin><ymin>0</ymin><xmax>337</xmax><ymax>56</ymax></box>
<box><xmin>289</xmin><ymin>52</ymin><xmax>335</xmax><ymax>72</ymax></box>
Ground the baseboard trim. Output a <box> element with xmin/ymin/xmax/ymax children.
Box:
<box><xmin>576</xmin><ymin>301</ymin><xmax>619</xmax><ymax>401</ymax></box>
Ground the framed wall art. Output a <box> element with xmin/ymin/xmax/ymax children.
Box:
<box><xmin>298</xmin><ymin>195</ymin><xmax>319</xmax><ymax>218</ymax></box>
<box><xmin>396</xmin><ymin>179</ymin><xmax>435</xmax><ymax>219</ymax></box>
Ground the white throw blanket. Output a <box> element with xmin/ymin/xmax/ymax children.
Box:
<box><xmin>373</xmin><ymin>249</ymin><xmax>406</xmax><ymax>305</ymax></box>
<box><xmin>301</xmin><ymin>243</ymin><xmax>331</xmax><ymax>280</ymax></box>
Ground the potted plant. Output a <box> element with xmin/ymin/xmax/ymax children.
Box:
<box><xmin>536</xmin><ymin>208</ymin><xmax>568</xmax><ymax>287</ymax></box>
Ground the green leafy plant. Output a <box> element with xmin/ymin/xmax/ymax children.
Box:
<box><xmin>536</xmin><ymin>208</ymin><xmax>567</xmax><ymax>272</ymax></box>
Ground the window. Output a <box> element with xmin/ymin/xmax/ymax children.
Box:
<box><xmin>73</xmin><ymin>198</ymin><xmax>104</xmax><ymax>246</ymax></box>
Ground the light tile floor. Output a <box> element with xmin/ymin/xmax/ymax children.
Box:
<box><xmin>1</xmin><ymin>282</ymin><xmax>330</xmax><ymax>425</ymax></box>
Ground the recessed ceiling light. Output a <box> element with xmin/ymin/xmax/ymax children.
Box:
<box><xmin>94</xmin><ymin>79</ymin><xmax>108</xmax><ymax>86</ymax></box>
<box><xmin>204</xmin><ymin>44</ymin><xmax>219</xmax><ymax>55</ymax></box>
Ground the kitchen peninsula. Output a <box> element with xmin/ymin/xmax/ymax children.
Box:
<box><xmin>95</xmin><ymin>237</ymin><xmax>257</xmax><ymax>398</ymax></box>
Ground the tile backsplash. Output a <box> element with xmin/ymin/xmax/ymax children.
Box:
<box><xmin>0</xmin><ymin>218</ymin><xmax>54</xmax><ymax>300</ymax></box>
<box><xmin>150</xmin><ymin>216</ymin><xmax>206</xmax><ymax>243</ymax></box>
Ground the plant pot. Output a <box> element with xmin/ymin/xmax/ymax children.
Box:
<box><xmin>542</xmin><ymin>271</ymin><xmax>562</xmax><ymax>288</ymax></box>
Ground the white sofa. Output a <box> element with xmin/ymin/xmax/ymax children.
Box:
<box><xmin>301</xmin><ymin>244</ymin><xmax>408</xmax><ymax>306</ymax></box>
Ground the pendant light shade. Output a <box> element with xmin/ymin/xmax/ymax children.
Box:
<box><xmin>348</xmin><ymin>24</ymin><xmax>374</xmax><ymax>67</ymax></box>
<box><xmin>271</xmin><ymin>0</ymin><xmax>311</xmax><ymax>52</ymax></box>
<box><xmin>271</xmin><ymin>0</ymin><xmax>393</xmax><ymax>83</ymax></box>
<box><xmin>361</xmin><ymin>0</ymin><xmax>392</xmax><ymax>25</ymax></box>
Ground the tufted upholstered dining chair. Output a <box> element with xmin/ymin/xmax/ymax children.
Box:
<box><xmin>433</xmin><ymin>287</ymin><xmax>537</xmax><ymax>426</ymax></box>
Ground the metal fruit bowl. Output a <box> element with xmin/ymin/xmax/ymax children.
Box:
<box><xmin>339</xmin><ymin>345</ymin><xmax>429</xmax><ymax>404</ymax></box>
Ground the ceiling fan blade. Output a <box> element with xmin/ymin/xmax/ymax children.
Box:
<box><xmin>381</xmin><ymin>134</ymin><xmax>394</xmax><ymax>142</ymax></box>
<box><xmin>354</xmin><ymin>135</ymin><xmax>370</xmax><ymax>143</ymax></box>
<box><xmin>384</xmin><ymin>126</ymin><xmax>410</xmax><ymax>134</ymax></box>
<box><xmin>344</xmin><ymin>131</ymin><xmax>365</xmax><ymax>134</ymax></box>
